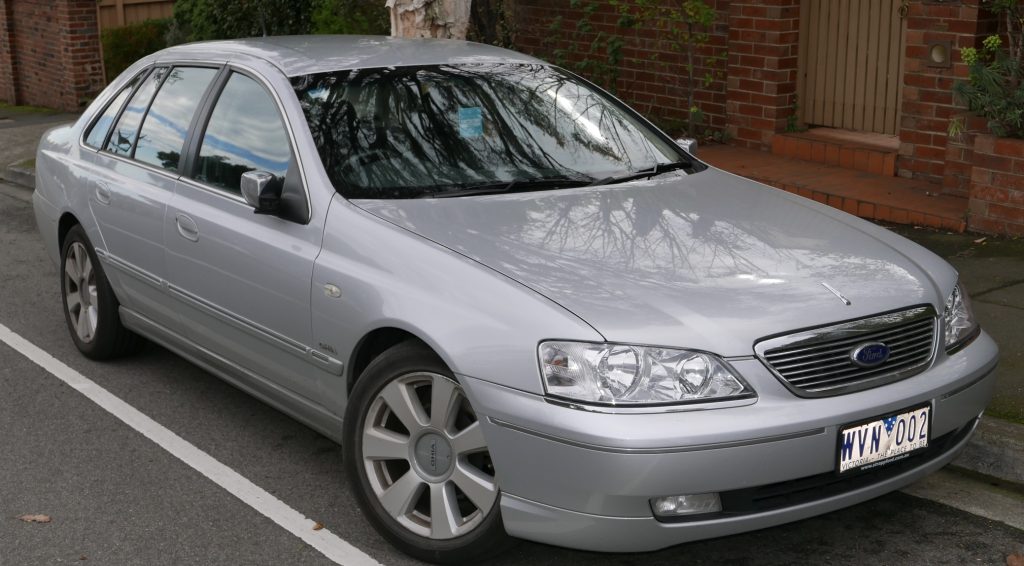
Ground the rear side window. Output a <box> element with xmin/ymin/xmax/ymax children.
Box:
<box><xmin>105</xmin><ymin>67</ymin><xmax>166</xmax><ymax>156</ymax></box>
<box><xmin>194</xmin><ymin>72</ymin><xmax>291</xmax><ymax>194</ymax></box>
<box><xmin>83</xmin><ymin>72</ymin><xmax>146</xmax><ymax>149</ymax></box>
<box><xmin>134</xmin><ymin>67</ymin><xmax>218</xmax><ymax>171</ymax></box>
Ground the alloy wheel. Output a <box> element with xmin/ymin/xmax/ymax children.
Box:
<box><xmin>64</xmin><ymin>241</ymin><xmax>98</xmax><ymax>343</ymax></box>
<box><xmin>362</xmin><ymin>372</ymin><xmax>498</xmax><ymax>540</ymax></box>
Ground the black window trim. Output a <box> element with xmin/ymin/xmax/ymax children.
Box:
<box><xmin>100</xmin><ymin>65</ymin><xmax>169</xmax><ymax>156</ymax></box>
<box><xmin>81</xmin><ymin>66</ymin><xmax>152</xmax><ymax>151</ymax></box>
<box><xmin>133</xmin><ymin>64</ymin><xmax>228</xmax><ymax>173</ymax></box>
<box><xmin>76</xmin><ymin>59</ymin><xmax>311</xmax><ymax>224</ymax></box>
<box><xmin>124</xmin><ymin>63</ymin><xmax>225</xmax><ymax>168</ymax></box>
<box><xmin>179</xmin><ymin>62</ymin><xmax>311</xmax><ymax>224</ymax></box>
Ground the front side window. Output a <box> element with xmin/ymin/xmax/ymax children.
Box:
<box><xmin>105</xmin><ymin>67</ymin><xmax>167</xmax><ymax>156</ymax></box>
<box><xmin>194</xmin><ymin>72</ymin><xmax>291</xmax><ymax>194</ymax></box>
<box><xmin>134</xmin><ymin>66</ymin><xmax>218</xmax><ymax>171</ymax></box>
<box><xmin>292</xmin><ymin>63</ymin><xmax>694</xmax><ymax>199</ymax></box>
<box><xmin>84</xmin><ymin>71</ymin><xmax>146</xmax><ymax>149</ymax></box>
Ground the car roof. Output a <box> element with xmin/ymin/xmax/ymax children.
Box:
<box><xmin>157</xmin><ymin>35</ymin><xmax>547</xmax><ymax>77</ymax></box>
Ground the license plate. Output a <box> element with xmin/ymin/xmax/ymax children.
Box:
<box><xmin>837</xmin><ymin>405</ymin><xmax>931</xmax><ymax>474</ymax></box>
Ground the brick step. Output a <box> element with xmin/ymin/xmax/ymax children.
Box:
<box><xmin>771</xmin><ymin>128</ymin><xmax>899</xmax><ymax>177</ymax></box>
<box><xmin>700</xmin><ymin>144</ymin><xmax>967</xmax><ymax>232</ymax></box>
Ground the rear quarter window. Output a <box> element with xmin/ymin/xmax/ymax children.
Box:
<box><xmin>83</xmin><ymin>71</ymin><xmax>147</xmax><ymax>149</ymax></box>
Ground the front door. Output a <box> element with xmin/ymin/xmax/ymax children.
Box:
<box><xmin>163</xmin><ymin>70</ymin><xmax>330</xmax><ymax>405</ymax></box>
<box><xmin>798</xmin><ymin>0</ymin><xmax>907</xmax><ymax>135</ymax></box>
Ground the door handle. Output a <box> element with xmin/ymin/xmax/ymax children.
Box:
<box><xmin>175</xmin><ymin>213</ymin><xmax>199</xmax><ymax>242</ymax></box>
<box><xmin>95</xmin><ymin>183</ymin><xmax>112</xmax><ymax>205</ymax></box>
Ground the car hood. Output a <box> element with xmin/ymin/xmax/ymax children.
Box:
<box><xmin>353</xmin><ymin>168</ymin><xmax>952</xmax><ymax>356</ymax></box>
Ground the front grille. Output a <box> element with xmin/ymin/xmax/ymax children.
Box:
<box><xmin>756</xmin><ymin>306</ymin><xmax>937</xmax><ymax>397</ymax></box>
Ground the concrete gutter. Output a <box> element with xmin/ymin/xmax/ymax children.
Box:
<box><xmin>2</xmin><ymin>161</ymin><xmax>35</xmax><ymax>190</ymax></box>
<box><xmin>952</xmin><ymin>416</ymin><xmax>1024</xmax><ymax>485</ymax></box>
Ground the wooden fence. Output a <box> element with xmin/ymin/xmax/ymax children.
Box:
<box><xmin>97</xmin><ymin>0</ymin><xmax>176</xmax><ymax>30</ymax></box>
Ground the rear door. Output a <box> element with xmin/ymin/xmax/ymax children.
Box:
<box><xmin>81</xmin><ymin>65</ymin><xmax>220</xmax><ymax>334</ymax></box>
<box><xmin>163</xmin><ymin>68</ymin><xmax>335</xmax><ymax>406</ymax></box>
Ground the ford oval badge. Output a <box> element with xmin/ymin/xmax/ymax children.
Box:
<box><xmin>850</xmin><ymin>342</ymin><xmax>890</xmax><ymax>367</ymax></box>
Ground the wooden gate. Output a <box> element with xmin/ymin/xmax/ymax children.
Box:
<box><xmin>97</xmin><ymin>0</ymin><xmax>176</xmax><ymax>29</ymax></box>
<box><xmin>797</xmin><ymin>0</ymin><xmax>906</xmax><ymax>135</ymax></box>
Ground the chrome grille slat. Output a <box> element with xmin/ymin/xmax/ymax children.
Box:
<box><xmin>764</xmin><ymin>319</ymin><xmax>933</xmax><ymax>362</ymax></box>
<box><xmin>800</xmin><ymin>355</ymin><xmax>932</xmax><ymax>391</ymax></box>
<box><xmin>770</xmin><ymin>333</ymin><xmax>933</xmax><ymax>376</ymax></box>
<box><xmin>782</xmin><ymin>347</ymin><xmax>937</xmax><ymax>384</ymax></box>
<box><xmin>780</xmin><ymin>335</ymin><xmax>934</xmax><ymax>378</ymax></box>
<box><xmin>756</xmin><ymin>307</ymin><xmax>937</xmax><ymax>397</ymax></box>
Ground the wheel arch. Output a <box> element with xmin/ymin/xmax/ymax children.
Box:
<box><xmin>58</xmin><ymin>211</ymin><xmax>81</xmax><ymax>250</ymax></box>
<box><xmin>347</xmin><ymin>327</ymin><xmax>438</xmax><ymax>393</ymax></box>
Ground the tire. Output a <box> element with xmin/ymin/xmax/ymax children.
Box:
<box><xmin>60</xmin><ymin>224</ymin><xmax>141</xmax><ymax>360</ymax></box>
<box><xmin>342</xmin><ymin>341</ymin><xmax>514</xmax><ymax>564</ymax></box>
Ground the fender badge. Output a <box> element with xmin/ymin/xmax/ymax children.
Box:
<box><xmin>323</xmin><ymin>284</ymin><xmax>342</xmax><ymax>299</ymax></box>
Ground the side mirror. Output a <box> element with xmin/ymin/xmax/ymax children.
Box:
<box><xmin>240</xmin><ymin>170</ymin><xmax>281</xmax><ymax>215</ymax></box>
<box><xmin>675</xmin><ymin>137</ymin><xmax>698</xmax><ymax>155</ymax></box>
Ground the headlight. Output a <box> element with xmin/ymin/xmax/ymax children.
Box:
<box><xmin>943</xmin><ymin>282</ymin><xmax>979</xmax><ymax>353</ymax></box>
<box><xmin>539</xmin><ymin>341</ymin><xmax>753</xmax><ymax>405</ymax></box>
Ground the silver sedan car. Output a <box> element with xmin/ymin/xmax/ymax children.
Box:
<box><xmin>33</xmin><ymin>36</ymin><xmax>997</xmax><ymax>563</ymax></box>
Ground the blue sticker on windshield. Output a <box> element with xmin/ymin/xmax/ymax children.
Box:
<box><xmin>459</xmin><ymin>107</ymin><xmax>483</xmax><ymax>138</ymax></box>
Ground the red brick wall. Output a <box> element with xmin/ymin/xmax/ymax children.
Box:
<box><xmin>968</xmin><ymin>135</ymin><xmax>1024</xmax><ymax>236</ymax></box>
<box><xmin>0</xmin><ymin>1</ymin><xmax>15</xmax><ymax>104</ymax></box>
<box><xmin>724</xmin><ymin>0</ymin><xmax>799</xmax><ymax>150</ymax></box>
<box><xmin>897</xmin><ymin>2</ymin><xmax>996</xmax><ymax>184</ymax></box>
<box><xmin>511</xmin><ymin>0</ymin><xmax>730</xmax><ymax>136</ymax></box>
<box><xmin>0</xmin><ymin>0</ymin><xmax>104</xmax><ymax>110</ymax></box>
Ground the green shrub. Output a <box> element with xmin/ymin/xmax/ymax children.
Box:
<box><xmin>101</xmin><ymin>19</ymin><xmax>170</xmax><ymax>82</ymax></box>
<box><xmin>167</xmin><ymin>0</ymin><xmax>386</xmax><ymax>44</ymax></box>
<box><xmin>952</xmin><ymin>0</ymin><xmax>1024</xmax><ymax>138</ymax></box>
<box><xmin>311</xmin><ymin>0</ymin><xmax>389</xmax><ymax>35</ymax></box>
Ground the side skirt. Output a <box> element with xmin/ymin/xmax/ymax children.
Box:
<box><xmin>120</xmin><ymin>306</ymin><xmax>346</xmax><ymax>444</ymax></box>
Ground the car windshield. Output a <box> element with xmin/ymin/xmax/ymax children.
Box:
<box><xmin>292</xmin><ymin>63</ymin><xmax>700</xmax><ymax>199</ymax></box>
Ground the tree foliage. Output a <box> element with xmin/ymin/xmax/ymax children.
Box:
<box><xmin>953</xmin><ymin>0</ymin><xmax>1024</xmax><ymax>138</ymax></box>
<box><xmin>102</xmin><ymin>19</ymin><xmax>171</xmax><ymax>81</ymax></box>
<box><xmin>167</xmin><ymin>0</ymin><xmax>387</xmax><ymax>44</ymax></box>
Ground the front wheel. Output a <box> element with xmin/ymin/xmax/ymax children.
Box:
<box><xmin>342</xmin><ymin>341</ymin><xmax>513</xmax><ymax>564</ymax></box>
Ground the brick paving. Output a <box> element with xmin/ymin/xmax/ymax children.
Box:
<box><xmin>700</xmin><ymin>143</ymin><xmax>969</xmax><ymax>232</ymax></box>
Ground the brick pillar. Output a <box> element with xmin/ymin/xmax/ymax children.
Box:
<box><xmin>897</xmin><ymin>1</ymin><xmax>996</xmax><ymax>184</ymax></box>
<box><xmin>725</xmin><ymin>0</ymin><xmax>801</xmax><ymax>151</ymax></box>
<box><xmin>0</xmin><ymin>1</ymin><xmax>16</xmax><ymax>105</ymax></box>
<box><xmin>57</xmin><ymin>0</ymin><xmax>104</xmax><ymax>110</ymax></box>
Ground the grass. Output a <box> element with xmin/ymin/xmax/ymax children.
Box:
<box><xmin>0</xmin><ymin>102</ymin><xmax>62</xmax><ymax>118</ymax></box>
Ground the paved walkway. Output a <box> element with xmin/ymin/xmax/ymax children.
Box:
<box><xmin>701</xmin><ymin>144</ymin><xmax>968</xmax><ymax>232</ymax></box>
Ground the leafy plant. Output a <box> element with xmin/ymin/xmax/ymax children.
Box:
<box><xmin>952</xmin><ymin>0</ymin><xmax>1024</xmax><ymax>138</ymax></box>
<box><xmin>311</xmin><ymin>0</ymin><xmax>389</xmax><ymax>35</ymax></box>
<box><xmin>468</xmin><ymin>0</ymin><xmax>516</xmax><ymax>48</ymax></box>
<box><xmin>612</xmin><ymin>0</ymin><xmax>724</xmax><ymax>138</ymax></box>
<box><xmin>542</xmin><ymin>0</ymin><xmax>625</xmax><ymax>93</ymax></box>
<box><xmin>101</xmin><ymin>19</ymin><xmax>170</xmax><ymax>82</ymax></box>
<box><xmin>168</xmin><ymin>0</ymin><xmax>387</xmax><ymax>43</ymax></box>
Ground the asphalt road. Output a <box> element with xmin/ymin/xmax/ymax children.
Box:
<box><xmin>1</xmin><ymin>183</ymin><xmax>1021</xmax><ymax>565</ymax></box>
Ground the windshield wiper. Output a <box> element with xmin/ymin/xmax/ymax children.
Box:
<box><xmin>587</xmin><ymin>160</ymin><xmax>694</xmax><ymax>187</ymax></box>
<box><xmin>418</xmin><ymin>177</ymin><xmax>594</xmax><ymax>198</ymax></box>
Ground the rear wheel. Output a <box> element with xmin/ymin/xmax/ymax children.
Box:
<box><xmin>343</xmin><ymin>341</ymin><xmax>512</xmax><ymax>563</ymax></box>
<box><xmin>60</xmin><ymin>225</ymin><xmax>141</xmax><ymax>359</ymax></box>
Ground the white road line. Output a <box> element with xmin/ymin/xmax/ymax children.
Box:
<box><xmin>0</xmin><ymin>322</ymin><xmax>382</xmax><ymax>566</ymax></box>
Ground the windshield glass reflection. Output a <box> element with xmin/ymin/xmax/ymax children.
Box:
<box><xmin>293</xmin><ymin>64</ymin><xmax>694</xmax><ymax>199</ymax></box>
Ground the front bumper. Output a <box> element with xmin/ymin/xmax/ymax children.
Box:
<box><xmin>459</xmin><ymin>331</ymin><xmax>998</xmax><ymax>552</ymax></box>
